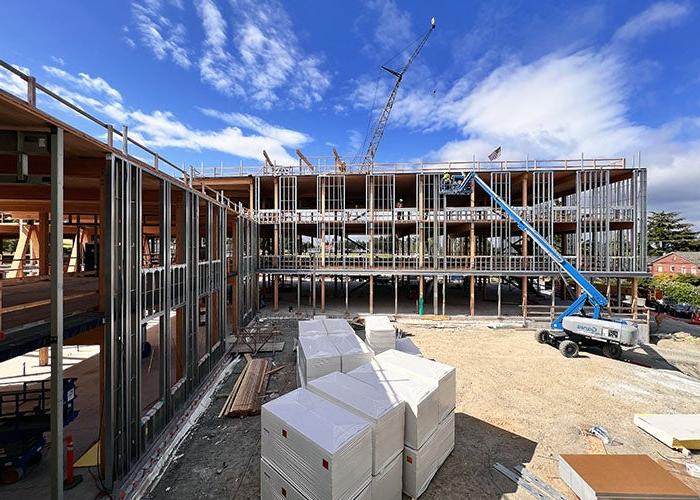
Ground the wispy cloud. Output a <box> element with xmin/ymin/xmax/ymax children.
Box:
<box><xmin>364</xmin><ymin>0</ymin><xmax>413</xmax><ymax>58</ymax></box>
<box><xmin>613</xmin><ymin>1</ymin><xmax>690</xmax><ymax>42</ymax></box>
<box><xmin>0</xmin><ymin>63</ymin><xmax>31</xmax><ymax>98</ymax></box>
<box><xmin>193</xmin><ymin>0</ymin><xmax>330</xmax><ymax>109</ymax></box>
<box><xmin>39</xmin><ymin>65</ymin><xmax>309</xmax><ymax>164</ymax></box>
<box><xmin>131</xmin><ymin>0</ymin><xmax>191</xmax><ymax>68</ymax></box>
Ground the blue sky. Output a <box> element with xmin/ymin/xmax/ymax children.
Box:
<box><xmin>1</xmin><ymin>1</ymin><xmax>699</xmax><ymax>220</ymax></box>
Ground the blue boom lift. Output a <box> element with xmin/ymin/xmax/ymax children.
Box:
<box><xmin>441</xmin><ymin>172</ymin><xmax>639</xmax><ymax>358</ymax></box>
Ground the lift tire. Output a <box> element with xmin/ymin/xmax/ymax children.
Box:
<box><xmin>1</xmin><ymin>466</ymin><xmax>24</xmax><ymax>485</ymax></box>
<box><xmin>602</xmin><ymin>343</ymin><xmax>622</xmax><ymax>359</ymax></box>
<box><xmin>559</xmin><ymin>340</ymin><xmax>579</xmax><ymax>358</ymax></box>
<box><xmin>535</xmin><ymin>329</ymin><xmax>549</xmax><ymax>344</ymax></box>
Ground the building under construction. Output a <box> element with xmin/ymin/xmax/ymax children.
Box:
<box><xmin>0</xmin><ymin>60</ymin><xmax>648</xmax><ymax>496</ymax></box>
<box><xmin>198</xmin><ymin>158</ymin><xmax>647</xmax><ymax>319</ymax></box>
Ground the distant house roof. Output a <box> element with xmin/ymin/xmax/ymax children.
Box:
<box><xmin>650</xmin><ymin>251</ymin><xmax>700</xmax><ymax>266</ymax></box>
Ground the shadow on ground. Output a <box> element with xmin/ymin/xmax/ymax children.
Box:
<box><xmin>420</xmin><ymin>413</ymin><xmax>537</xmax><ymax>499</ymax></box>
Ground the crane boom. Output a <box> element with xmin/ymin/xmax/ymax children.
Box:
<box><xmin>362</xmin><ymin>18</ymin><xmax>436</xmax><ymax>169</ymax></box>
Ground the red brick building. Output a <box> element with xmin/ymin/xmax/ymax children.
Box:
<box><xmin>650</xmin><ymin>252</ymin><xmax>700</xmax><ymax>277</ymax></box>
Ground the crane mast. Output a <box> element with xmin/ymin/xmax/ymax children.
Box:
<box><xmin>362</xmin><ymin>18</ymin><xmax>436</xmax><ymax>169</ymax></box>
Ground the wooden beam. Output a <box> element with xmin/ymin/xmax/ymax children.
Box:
<box><xmin>39</xmin><ymin>212</ymin><xmax>49</xmax><ymax>275</ymax></box>
<box><xmin>7</xmin><ymin>223</ymin><xmax>30</xmax><ymax>278</ymax></box>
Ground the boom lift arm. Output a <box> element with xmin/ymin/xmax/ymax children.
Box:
<box><xmin>443</xmin><ymin>172</ymin><xmax>608</xmax><ymax>329</ymax></box>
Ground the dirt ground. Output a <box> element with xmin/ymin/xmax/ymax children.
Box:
<box><xmin>148</xmin><ymin>314</ymin><xmax>700</xmax><ymax>499</ymax></box>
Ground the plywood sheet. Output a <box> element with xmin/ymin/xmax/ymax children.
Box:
<box><xmin>559</xmin><ymin>454</ymin><xmax>698</xmax><ymax>499</ymax></box>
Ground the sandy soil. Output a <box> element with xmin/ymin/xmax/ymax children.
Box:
<box><xmin>402</xmin><ymin>319</ymin><xmax>700</xmax><ymax>499</ymax></box>
<box><xmin>148</xmin><ymin>314</ymin><xmax>700</xmax><ymax>499</ymax></box>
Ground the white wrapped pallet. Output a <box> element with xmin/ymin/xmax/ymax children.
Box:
<box><xmin>299</xmin><ymin>319</ymin><xmax>327</xmax><ymax>337</ymax></box>
<box><xmin>261</xmin><ymin>388</ymin><xmax>372</xmax><ymax>500</ymax></box>
<box><xmin>298</xmin><ymin>335</ymin><xmax>341</xmax><ymax>385</ymax></box>
<box><xmin>323</xmin><ymin>318</ymin><xmax>355</xmax><ymax>336</ymax></box>
<box><xmin>348</xmin><ymin>360</ymin><xmax>439</xmax><ymax>449</ymax></box>
<box><xmin>395</xmin><ymin>337</ymin><xmax>422</xmax><ymax>357</ymax></box>
<box><xmin>307</xmin><ymin>372</ymin><xmax>405</xmax><ymax>475</ymax></box>
<box><xmin>376</xmin><ymin>349</ymin><xmax>456</xmax><ymax>422</ymax></box>
<box><xmin>364</xmin><ymin>315</ymin><xmax>396</xmax><ymax>354</ymax></box>
<box><xmin>261</xmin><ymin>457</ymin><xmax>308</xmax><ymax>500</ymax></box>
<box><xmin>402</xmin><ymin>411</ymin><xmax>455</xmax><ymax>499</ymax></box>
<box><xmin>370</xmin><ymin>452</ymin><xmax>402</xmax><ymax>500</ymax></box>
<box><xmin>327</xmin><ymin>333</ymin><xmax>374</xmax><ymax>373</ymax></box>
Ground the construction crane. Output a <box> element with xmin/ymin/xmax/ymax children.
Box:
<box><xmin>362</xmin><ymin>17</ymin><xmax>436</xmax><ymax>169</ymax></box>
<box><xmin>332</xmin><ymin>148</ymin><xmax>347</xmax><ymax>172</ymax></box>
<box><xmin>295</xmin><ymin>149</ymin><xmax>314</xmax><ymax>172</ymax></box>
<box><xmin>440</xmin><ymin>172</ymin><xmax>639</xmax><ymax>359</ymax></box>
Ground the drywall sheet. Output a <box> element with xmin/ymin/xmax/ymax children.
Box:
<box><xmin>298</xmin><ymin>335</ymin><xmax>341</xmax><ymax>385</ymax></box>
<box><xmin>299</xmin><ymin>320</ymin><xmax>327</xmax><ymax>337</ymax></box>
<box><xmin>328</xmin><ymin>333</ymin><xmax>374</xmax><ymax>373</ymax></box>
<box><xmin>261</xmin><ymin>457</ymin><xmax>310</xmax><ymax>500</ymax></box>
<box><xmin>634</xmin><ymin>414</ymin><xmax>700</xmax><ymax>450</ymax></box>
<box><xmin>308</xmin><ymin>371</ymin><xmax>405</xmax><ymax>474</ymax></box>
<box><xmin>323</xmin><ymin>318</ymin><xmax>356</xmax><ymax>336</ymax></box>
<box><xmin>395</xmin><ymin>337</ymin><xmax>422</xmax><ymax>357</ymax></box>
<box><xmin>365</xmin><ymin>315</ymin><xmax>396</xmax><ymax>354</ymax></box>
<box><xmin>370</xmin><ymin>452</ymin><xmax>402</xmax><ymax>500</ymax></box>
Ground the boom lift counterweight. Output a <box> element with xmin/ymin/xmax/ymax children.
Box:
<box><xmin>441</xmin><ymin>172</ymin><xmax>639</xmax><ymax>358</ymax></box>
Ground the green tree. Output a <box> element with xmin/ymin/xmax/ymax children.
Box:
<box><xmin>647</xmin><ymin>211</ymin><xmax>700</xmax><ymax>256</ymax></box>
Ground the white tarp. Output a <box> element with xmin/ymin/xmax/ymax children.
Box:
<box><xmin>328</xmin><ymin>333</ymin><xmax>374</xmax><ymax>373</ymax></box>
<box><xmin>370</xmin><ymin>452</ymin><xmax>402</xmax><ymax>500</ymax></box>
<box><xmin>261</xmin><ymin>388</ymin><xmax>372</xmax><ymax>500</ymax></box>
<box><xmin>348</xmin><ymin>359</ymin><xmax>439</xmax><ymax>449</ymax></box>
<box><xmin>298</xmin><ymin>335</ymin><xmax>342</xmax><ymax>385</ymax></box>
<box><xmin>376</xmin><ymin>349</ymin><xmax>456</xmax><ymax>422</ymax></box>
<box><xmin>402</xmin><ymin>411</ymin><xmax>455</xmax><ymax>499</ymax></box>
<box><xmin>364</xmin><ymin>315</ymin><xmax>396</xmax><ymax>354</ymax></box>
<box><xmin>323</xmin><ymin>318</ymin><xmax>356</xmax><ymax>336</ymax></box>
<box><xmin>308</xmin><ymin>371</ymin><xmax>405</xmax><ymax>475</ymax></box>
<box><xmin>299</xmin><ymin>319</ymin><xmax>327</xmax><ymax>337</ymax></box>
<box><xmin>395</xmin><ymin>337</ymin><xmax>422</xmax><ymax>357</ymax></box>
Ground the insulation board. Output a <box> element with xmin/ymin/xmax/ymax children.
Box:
<box><xmin>298</xmin><ymin>334</ymin><xmax>342</xmax><ymax>385</ymax></box>
<box><xmin>299</xmin><ymin>319</ymin><xmax>327</xmax><ymax>337</ymax></box>
<box><xmin>395</xmin><ymin>337</ymin><xmax>422</xmax><ymax>357</ymax></box>
<box><xmin>364</xmin><ymin>315</ymin><xmax>396</xmax><ymax>354</ymax></box>
<box><xmin>328</xmin><ymin>333</ymin><xmax>374</xmax><ymax>373</ymax></box>
<box><xmin>370</xmin><ymin>452</ymin><xmax>402</xmax><ymax>500</ymax></box>
<box><xmin>323</xmin><ymin>318</ymin><xmax>356</xmax><ymax>336</ymax></box>
<box><xmin>634</xmin><ymin>414</ymin><xmax>700</xmax><ymax>450</ymax></box>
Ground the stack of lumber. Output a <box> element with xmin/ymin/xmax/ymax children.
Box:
<box><xmin>220</xmin><ymin>355</ymin><xmax>271</xmax><ymax>418</ymax></box>
<box><xmin>559</xmin><ymin>454</ymin><xmax>698</xmax><ymax>499</ymax></box>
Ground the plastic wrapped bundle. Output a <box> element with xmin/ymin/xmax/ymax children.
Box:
<box><xmin>298</xmin><ymin>335</ymin><xmax>341</xmax><ymax>385</ymax></box>
<box><xmin>299</xmin><ymin>319</ymin><xmax>327</xmax><ymax>337</ymax></box>
<box><xmin>395</xmin><ymin>337</ymin><xmax>422</xmax><ymax>357</ymax></box>
<box><xmin>402</xmin><ymin>411</ymin><xmax>455</xmax><ymax>499</ymax></box>
<box><xmin>261</xmin><ymin>457</ymin><xmax>308</xmax><ymax>500</ymax></box>
<box><xmin>348</xmin><ymin>359</ymin><xmax>439</xmax><ymax>450</ymax></box>
<box><xmin>261</xmin><ymin>388</ymin><xmax>372</xmax><ymax>500</ymax></box>
<box><xmin>308</xmin><ymin>371</ymin><xmax>405</xmax><ymax>475</ymax></box>
<box><xmin>376</xmin><ymin>349</ymin><xmax>456</xmax><ymax>422</ymax></box>
<box><xmin>327</xmin><ymin>333</ymin><xmax>374</xmax><ymax>373</ymax></box>
<box><xmin>323</xmin><ymin>318</ymin><xmax>356</xmax><ymax>336</ymax></box>
<box><xmin>364</xmin><ymin>315</ymin><xmax>396</xmax><ymax>354</ymax></box>
<box><xmin>370</xmin><ymin>452</ymin><xmax>402</xmax><ymax>500</ymax></box>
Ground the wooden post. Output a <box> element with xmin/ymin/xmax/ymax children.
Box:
<box><xmin>297</xmin><ymin>274</ymin><xmax>301</xmax><ymax>310</ymax></box>
<box><xmin>320</xmin><ymin>275</ymin><xmax>325</xmax><ymax>312</ymax></box>
<box><xmin>39</xmin><ymin>212</ymin><xmax>49</xmax><ymax>275</ymax></box>
<box><xmin>273</xmin><ymin>275</ymin><xmax>279</xmax><ymax>311</ymax></box>
<box><xmin>631</xmin><ymin>277</ymin><xmax>638</xmax><ymax>319</ymax></box>
<box><xmin>345</xmin><ymin>276</ymin><xmax>349</xmax><ymax>315</ymax></box>
<box><xmin>394</xmin><ymin>275</ymin><xmax>398</xmax><ymax>315</ymax></box>
<box><xmin>8</xmin><ymin>223</ymin><xmax>30</xmax><ymax>278</ymax></box>
<box><xmin>442</xmin><ymin>276</ymin><xmax>446</xmax><ymax>316</ymax></box>
<box><xmin>433</xmin><ymin>275</ymin><xmax>438</xmax><ymax>315</ymax></box>
<box><xmin>369</xmin><ymin>275</ymin><xmax>374</xmax><ymax>314</ymax></box>
<box><xmin>550</xmin><ymin>277</ymin><xmax>556</xmax><ymax>321</ymax></box>
<box><xmin>497</xmin><ymin>279</ymin><xmax>502</xmax><ymax>318</ymax></box>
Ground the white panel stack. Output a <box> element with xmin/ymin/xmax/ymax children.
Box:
<box><xmin>370</xmin><ymin>452</ymin><xmax>402</xmax><ymax>500</ymax></box>
<box><xmin>323</xmin><ymin>318</ymin><xmax>356</xmax><ymax>336</ymax></box>
<box><xmin>376</xmin><ymin>349</ymin><xmax>456</xmax><ymax>422</ymax></box>
<box><xmin>395</xmin><ymin>337</ymin><xmax>422</xmax><ymax>357</ymax></box>
<box><xmin>402</xmin><ymin>412</ymin><xmax>455</xmax><ymax>499</ymax></box>
<box><xmin>261</xmin><ymin>457</ymin><xmax>308</xmax><ymax>500</ymax></box>
<box><xmin>298</xmin><ymin>335</ymin><xmax>342</xmax><ymax>385</ymax></box>
<box><xmin>348</xmin><ymin>360</ymin><xmax>439</xmax><ymax>450</ymax></box>
<box><xmin>299</xmin><ymin>319</ymin><xmax>327</xmax><ymax>337</ymax></box>
<box><xmin>364</xmin><ymin>315</ymin><xmax>396</xmax><ymax>354</ymax></box>
<box><xmin>261</xmin><ymin>388</ymin><xmax>372</xmax><ymax>500</ymax></box>
<box><xmin>328</xmin><ymin>333</ymin><xmax>374</xmax><ymax>373</ymax></box>
<box><xmin>307</xmin><ymin>372</ymin><xmax>405</xmax><ymax>476</ymax></box>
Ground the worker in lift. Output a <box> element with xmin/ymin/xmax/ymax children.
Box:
<box><xmin>396</xmin><ymin>198</ymin><xmax>404</xmax><ymax>219</ymax></box>
<box><xmin>442</xmin><ymin>172</ymin><xmax>452</xmax><ymax>189</ymax></box>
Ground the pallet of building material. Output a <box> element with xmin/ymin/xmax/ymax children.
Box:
<box><xmin>634</xmin><ymin>414</ymin><xmax>700</xmax><ymax>451</ymax></box>
<box><xmin>323</xmin><ymin>318</ymin><xmax>355</xmax><ymax>335</ymax></box>
<box><xmin>298</xmin><ymin>319</ymin><xmax>326</xmax><ymax>337</ymax></box>
<box><xmin>225</xmin><ymin>357</ymin><xmax>270</xmax><ymax>417</ymax></box>
<box><xmin>558</xmin><ymin>454</ymin><xmax>699</xmax><ymax>499</ymax></box>
<box><xmin>395</xmin><ymin>337</ymin><xmax>422</xmax><ymax>357</ymax></box>
<box><xmin>327</xmin><ymin>333</ymin><xmax>373</xmax><ymax>373</ymax></box>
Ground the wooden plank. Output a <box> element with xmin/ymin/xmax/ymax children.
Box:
<box><xmin>219</xmin><ymin>360</ymin><xmax>250</xmax><ymax>418</ymax></box>
<box><xmin>228</xmin><ymin>358</ymin><xmax>269</xmax><ymax>417</ymax></box>
<box><xmin>0</xmin><ymin>290</ymin><xmax>98</xmax><ymax>314</ymax></box>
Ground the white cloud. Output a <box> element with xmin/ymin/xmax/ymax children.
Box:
<box><xmin>194</xmin><ymin>0</ymin><xmax>330</xmax><ymax>109</ymax></box>
<box><xmin>365</xmin><ymin>0</ymin><xmax>414</xmax><ymax>57</ymax></box>
<box><xmin>613</xmin><ymin>1</ymin><xmax>690</xmax><ymax>42</ymax></box>
<box><xmin>39</xmin><ymin>65</ymin><xmax>310</xmax><ymax>165</ymax></box>
<box><xmin>0</xmin><ymin>63</ymin><xmax>31</xmax><ymax>99</ymax></box>
<box><xmin>347</xmin><ymin>129</ymin><xmax>363</xmax><ymax>154</ymax></box>
<box><xmin>131</xmin><ymin>1</ymin><xmax>191</xmax><ymax>68</ymax></box>
<box><xmin>51</xmin><ymin>56</ymin><xmax>65</xmax><ymax>67</ymax></box>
